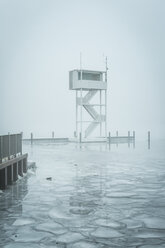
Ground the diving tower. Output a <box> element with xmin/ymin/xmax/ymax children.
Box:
<box><xmin>69</xmin><ymin>60</ymin><xmax>108</xmax><ymax>141</ymax></box>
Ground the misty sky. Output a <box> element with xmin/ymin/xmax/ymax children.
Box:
<box><xmin>0</xmin><ymin>0</ymin><xmax>165</xmax><ymax>139</ymax></box>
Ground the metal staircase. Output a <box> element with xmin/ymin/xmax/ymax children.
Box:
<box><xmin>77</xmin><ymin>90</ymin><xmax>105</xmax><ymax>138</ymax></box>
<box><xmin>84</xmin><ymin>122</ymin><xmax>98</xmax><ymax>137</ymax></box>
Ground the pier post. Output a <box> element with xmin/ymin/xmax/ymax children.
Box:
<box><xmin>18</xmin><ymin>160</ymin><xmax>23</xmax><ymax>177</ymax></box>
<box><xmin>31</xmin><ymin>133</ymin><xmax>33</xmax><ymax>145</ymax></box>
<box><xmin>8</xmin><ymin>132</ymin><xmax>10</xmax><ymax>159</ymax></box>
<box><xmin>7</xmin><ymin>165</ymin><xmax>13</xmax><ymax>184</ymax></box>
<box><xmin>116</xmin><ymin>131</ymin><xmax>118</xmax><ymax>147</ymax></box>
<box><xmin>148</xmin><ymin>131</ymin><xmax>150</xmax><ymax>149</ymax></box>
<box><xmin>52</xmin><ymin>131</ymin><xmax>54</xmax><ymax>139</ymax></box>
<box><xmin>79</xmin><ymin>132</ymin><xmax>82</xmax><ymax>143</ymax></box>
<box><xmin>23</xmin><ymin>160</ymin><xmax>26</xmax><ymax>173</ymax></box>
<box><xmin>133</xmin><ymin>131</ymin><xmax>135</xmax><ymax>148</ymax></box>
<box><xmin>0</xmin><ymin>135</ymin><xmax>2</xmax><ymax>164</ymax></box>
<box><xmin>15</xmin><ymin>133</ymin><xmax>18</xmax><ymax>157</ymax></box>
<box><xmin>20</xmin><ymin>132</ymin><xmax>23</xmax><ymax>155</ymax></box>
<box><xmin>13</xmin><ymin>162</ymin><xmax>18</xmax><ymax>181</ymax></box>
<box><xmin>0</xmin><ymin>167</ymin><xmax>7</xmax><ymax>189</ymax></box>
<box><xmin>108</xmin><ymin>132</ymin><xmax>111</xmax><ymax>144</ymax></box>
<box><xmin>108</xmin><ymin>132</ymin><xmax>111</xmax><ymax>150</ymax></box>
<box><xmin>128</xmin><ymin>131</ymin><xmax>130</xmax><ymax>148</ymax></box>
<box><xmin>23</xmin><ymin>158</ymin><xmax>27</xmax><ymax>173</ymax></box>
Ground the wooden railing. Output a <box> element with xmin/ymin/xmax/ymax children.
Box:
<box><xmin>0</xmin><ymin>133</ymin><xmax>22</xmax><ymax>163</ymax></box>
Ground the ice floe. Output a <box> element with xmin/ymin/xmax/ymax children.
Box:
<box><xmin>90</xmin><ymin>227</ymin><xmax>124</xmax><ymax>238</ymax></box>
<box><xmin>13</xmin><ymin>218</ymin><xmax>35</xmax><ymax>226</ymax></box>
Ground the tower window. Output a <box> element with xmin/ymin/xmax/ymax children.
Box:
<box><xmin>78</xmin><ymin>72</ymin><xmax>101</xmax><ymax>81</ymax></box>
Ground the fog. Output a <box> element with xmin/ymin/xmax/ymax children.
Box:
<box><xmin>0</xmin><ymin>0</ymin><xmax>164</xmax><ymax>139</ymax></box>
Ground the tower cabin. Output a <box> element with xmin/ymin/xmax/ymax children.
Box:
<box><xmin>69</xmin><ymin>70</ymin><xmax>107</xmax><ymax>90</ymax></box>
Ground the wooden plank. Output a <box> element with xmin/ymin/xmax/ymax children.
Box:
<box><xmin>23</xmin><ymin>138</ymin><xmax>68</xmax><ymax>142</ymax></box>
<box><xmin>0</xmin><ymin>154</ymin><xmax>28</xmax><ymax>170</ymax></box>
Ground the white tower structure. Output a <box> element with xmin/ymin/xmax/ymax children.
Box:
<box><xmin>69</xmin><ymin>60</ymin><xmax>108</xmax><ymax>141</ymax></box>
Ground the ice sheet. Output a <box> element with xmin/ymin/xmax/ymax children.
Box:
<box><xmin>0</xmin><ymin>141</ymin><xmax>165</xmax><ymax>247</ymax></box>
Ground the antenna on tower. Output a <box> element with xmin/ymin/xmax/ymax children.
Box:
<box><xmin>80</xmin><ymin>52</ymin><xmax>83</xmax><ymax>81</ymax></box>
<box><xmin>106</xmin><ymin>56</ymin><xmax>108</xmax><ymax>71</ymax></box>
<box><xmin>80</xmin><ymin>52</ymin><xmax>83</xmax><ymax>136</ymax></box>
<box><xmin>80</xmin><ymin>52</ymin><xmax>82</xmax><ymax>70</ymax></box>
<box><xmin>105</xmin><ymin>56</ymin><xmax>108</xmax><ymax>82</ymax></box>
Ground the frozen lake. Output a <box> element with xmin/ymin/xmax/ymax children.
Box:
<box><xmin>0</xmin><ymin>140</ymin><xmax>165</xmax><ymax>247</ymax></box>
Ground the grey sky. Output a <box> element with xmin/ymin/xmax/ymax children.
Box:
<box><xmin>0</xmin><ymin>0</ymin><xmax>164</xmax><ymax>139</ymax></box>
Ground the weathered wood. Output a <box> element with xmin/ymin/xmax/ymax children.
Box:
<box><xmin>18</xmin><ymin>160</ymin><xmax>23</xmax><ymax>177</ymax></box>
<box><xmin>0</xmin><ymin>154</ymin><xmax>28</xmax><ymax>189</ymax></box>
<box><xmin>23</xmin><ymin>138</ymin><xmax>68</xmax><ymax>142</ymax></box>
<box><xmin>0</xmin><ymin>167</ymin><xmax>7</xmax><ymax>189</ymax></box>
<box><xmin>0</xmin><ymin>133</ymin><xmax>28</xmax><ymax>189</ymax></box>
<box><xmin>7</xmin><ymin>165</ymin><xmax>13</xmax><ymax>184</ymax></box>
<box><xmin>13</xmin><ymin>162</ymin><xmax>18</xmax><ymax>182</ymax></box>
<box><xmin>0</xmin><ymin>133</ymin><xmax>22</xmax><ymax>162</ymax></box>
<box><xmin>23</xmin><ymin>158</ymin><xmax>27</xmax><ymax>173</ymax></box>
<box><xmin>0</xmin><ymin>154</ymin><xmax>28</xmax><ymax>170</ymax></box>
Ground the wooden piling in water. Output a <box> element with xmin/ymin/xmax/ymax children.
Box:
<box><xmin>148</xmin><ymin>131</ymin><xmax>150</xmax><ymax>149</ymax></box>
<box><xmin>7</xmin><ymin>165</ymin><xmax>13</xmax><ymax>184</ymax></box>
<box><xmin>133</xmin><ymin>131</ymin><xmax>135</xmax><ymax>148</ymax></box>
<box><xmin>128</xmin><ymin>131</ymin><xmax>130</xmax><ymax>147</ymax></box>
<box><xmin>8</xmin><ymin>133</ymin><xmax>10</xmax><ymax>159</ymax></box>
<box><xmin>0</xmin><ymin>155</ymin><xmax>28</xmax><ymax>189</ymax></box>
<box><xmin>116</xmin><ymin>131</ymin><xmax>118</xmax><ymax>146</ymax></box>
<box><xmin>13</xmin><ymin>162</ymin><xmax>18</xmax><ymax>182</ymax></box>
<box><xmin>0</xmin><ymin>133</ymin><xmax>28</xmax><ymax>189</ymax></box>
<box><xmin>0</xmin><ymin>136</ymin><xmax>2</xmax><ymax>164</ymax></box>
<box><xmin>79</xmin><ymin>132</ymin><xmax>82</xmax><ymax>143</ymax></box>
<box><xmin>31</xmin><ymin>133</ymin><xmax>33</xmax><ymax>145</ymax></box>
<box><xmin>0</xmin><ymin>167</ymin><xmax>7</xmax><ymax>189</ymax></box>
<box><xmin>108</xmin><ymin>132</ymin><xmax>111</xmax><ymax>144</ymax></box>
<box><xmin>18</xmin><ymin>160</ymin><xmax>23</xmax><ymax>177</ymax></box>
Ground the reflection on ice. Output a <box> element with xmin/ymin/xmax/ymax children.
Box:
<box><xmin>0</xmin><ymin>141</ymin><xmax>165</xmax><ymax>247</ymax></box>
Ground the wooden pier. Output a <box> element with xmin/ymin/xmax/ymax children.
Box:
<box><xmin>23</xmin><ymin>131</ymin><xmax>136</xmax><ymax>145</ymax></box>
<box><xmin>73</xmin><ymin>131</ymin><xmax>136</xmax><ymax>144</ymax></box>
<box><xmin>0</xmin><ymin>133</ymin><xmax>28</xmax><ymax>190</ymax></box>
<box><xmin>23</xmin><ymin>137</ymin><xmax>68</xmax><ymax>144</ymax></box>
